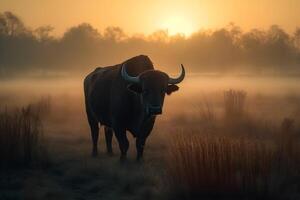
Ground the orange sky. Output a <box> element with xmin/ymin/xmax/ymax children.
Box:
<box><xmin>1</xmin><ymin>0</ymin><xmax>300</xmax><ymax>36</ymax></box>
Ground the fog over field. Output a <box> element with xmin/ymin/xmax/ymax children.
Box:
<box><xmin>2</xmin><ymin>75</ymin><xmax>300</xmax><ymax>120</ymax></box>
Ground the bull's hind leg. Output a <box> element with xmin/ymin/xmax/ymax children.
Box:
<box><xmin>87</xmin><ymin>113</ymin><xmax>99</xmax><ymax>157</ymax></box>
<box><xmin>91</xmin><ymin>123</ymin><xmax>99</xmax><ymax>157</ymax></box>
<box><xmin>104</xmin><ymin>126</ymin><xmax>113</xmax><ymax>155</ymax></box>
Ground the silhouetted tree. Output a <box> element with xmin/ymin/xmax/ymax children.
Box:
<box><xmin>34</xmin><ymin>26</ymin><xmax>54</xmax><ymax>42</ymax></box>
<box><xmin>0</xmin><ymin>11</ymin><xmax>27</xmax><ymax>37</ymax></box>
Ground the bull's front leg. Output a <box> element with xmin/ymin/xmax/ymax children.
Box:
<box><xmin>114</xmin><ymin>128</ymin><xmax>129</xmax><ymax>162</ymax></box>
<box><xmin>136</xmin><ymin>137</ymin><xmax>146</xmax><ymax>161</ymax></box>
<box><xmin>136</xmin><ymin>118</ymin><xmax>155</xmax><ymax>161</ymax></box>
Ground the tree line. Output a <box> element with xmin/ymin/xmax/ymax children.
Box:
<box><xmin>1</xmin><ymin>11</ymin><xmax>300</xmax><ymax>76</ymax></box>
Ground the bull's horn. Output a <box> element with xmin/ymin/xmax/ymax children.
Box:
<box><xmin>168</xmin><ymin>64</ymin><xmax>185</xmax><ymax>84</ymax></box>
<box><xmin>121</xmin><ymin>63</ymin><xmax>140</xmax><ymax>83</ymax></box>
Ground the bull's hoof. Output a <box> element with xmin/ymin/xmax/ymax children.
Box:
<box><xmin>106</xmin><ymin>151</ymin><xmax>114</xmax><ymax>157</ymax></box>
<box><xmin>91</xmin><ymin>150</ymin><xmax>98</xmax><ymax>157</ymax></box>
<box><xmin>136</xmin><ymin>157</ymin><xmax>144</xmax><ymax>163</ymax></box>
<box><xmin>119</xmin><ymin>155</ymin><xmax>127</xmax><ymax>163</ymax></box>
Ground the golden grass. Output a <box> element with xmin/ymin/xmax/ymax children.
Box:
<box><xmin>164</xmin><ymin>90</ymin><xmax>300</xmax><ymax>199</ymax></box>
<box><xmin>165</xmin><ymin>134</ymin><xmax>279</xmax><ymax>198</ymax></box>
<box><xmin>224</xmin><ymin>89</ymin><xmax>247</xmax><ymax>119</ymax></box>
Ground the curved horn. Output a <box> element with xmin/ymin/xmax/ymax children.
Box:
<box><xmin>168</xmin><ymin>64</ymin><xmax>185</xmax><ymax>84</ymax></box>
<box><xmin>121</xmin><ymin>63</ymin><xmax>140</xmax><ymax>83</ymax></box>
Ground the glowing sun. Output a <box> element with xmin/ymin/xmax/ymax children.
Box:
<box><xmin>159</xmin><ymin>15</ymin><xmax>197</xmax><ymax>36</ymax></box>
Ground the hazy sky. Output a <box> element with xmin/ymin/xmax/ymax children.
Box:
<box><xmin>1</xmin><ymin>0</ymin><xmax>300</xmax><ymax>36</ymax></box>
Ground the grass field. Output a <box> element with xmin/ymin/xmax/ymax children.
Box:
<box><xmin>1</xmin><ymin>75</ymin><xmax>300</xmax><ymax>199</ymax></box>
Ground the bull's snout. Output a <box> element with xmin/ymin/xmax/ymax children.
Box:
<box><xmin>147</xmin><ymin>105</ymin><xmax>162</xmax><ymax>115</ymax></box>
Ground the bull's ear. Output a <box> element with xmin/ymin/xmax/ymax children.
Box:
<box><xmin>166</xmin><ymin>84</ymin><xmax>179</xmax><ymax>95</ymax></box>
<box><xmin>127</xmin><ymin>83</ymin><xmax>143</xmax><ymax>94</ymax></box>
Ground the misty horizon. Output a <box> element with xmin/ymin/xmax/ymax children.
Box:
<box><xmin>1</xmin><ymin>11</ymin><xmax>300</xmax><ymax>77</ymax></box>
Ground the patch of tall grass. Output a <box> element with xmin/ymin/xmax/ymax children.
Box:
<box><xmin>165</xmin><ymin>133</ymin><xmax>300</xmax><ymax>199</ymax></box>
<box><xmin>224</xmin><ymin>89</ymin><xmax>247</xmax><ymax>119</ymax></box>
<box><xmin>165</xmin><ymin>90</ymin><xmax>300</xmax><ymax>199</ymax></box>
<box><xmin>0</xmin><ymin>97</ymin><xmax>51</xmax><ymax>169</ymax></box>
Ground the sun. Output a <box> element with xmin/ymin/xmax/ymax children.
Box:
<box><xmin>158</xmin><ymin>15</ymin><xmax>197</xmax><ymax>36</ymax></box>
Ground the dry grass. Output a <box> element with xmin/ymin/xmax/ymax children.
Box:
<box><xmin>0</xmin><ymin>97</ymin><xmax>51</xmax><ymax>169</ymax></box>
<box><xmin>165</xmin><ymin>132</ymin><xmax>300</xmax><ymax>199</ymax></box>
<box><xmin>224</xmin><ymin>89</ymin><xmax>247</xmax><ymax>119</ymax></box>
<box><xmin>164</xmin><ymin>90</ymin><xmax>300</xmax><ymax>199</ymax></box>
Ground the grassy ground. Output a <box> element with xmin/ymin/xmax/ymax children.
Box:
<box><xmin>1</xmin><ymin>138</ymin><xmax>162</xmax><ymax>200</ymax></box>
<box><xmin>1</xmin><ymin>124</ymin><xmax>166</xmax><ymax>200</ymax></box>
<box><xmin>0</xmin><ymin>96</ymin><xmax>167</xmax><ymax>200</ymax></box>
<box><xmin>1</xmin><ymin>76</ymin><xmax>300</xmax><ymax>199</ymax></box>
<box><xmin>164</xmin><ymin>90</ymin><xmax>300</xmax><ymax>199</ymax></box>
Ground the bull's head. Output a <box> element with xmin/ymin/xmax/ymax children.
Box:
<box><xmin>121</xmin><ymin>63</ymin><xmax>185</xmax><ymax>116</ymax></box>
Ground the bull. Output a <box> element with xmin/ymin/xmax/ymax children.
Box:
<box><xmin>84</xmin><ymin>55</ymin><xmax>185</xmax><ymax>161</ymax></box>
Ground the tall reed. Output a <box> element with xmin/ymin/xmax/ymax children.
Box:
<box><xmin>0</xmin><ymin>97</ymin><xmax>50</xmax><ymax>168</ymax></box>
<box><xmin>165</xmin><ymin>133</ymin><xmax>295</xmax><ymax>199</ymax></box>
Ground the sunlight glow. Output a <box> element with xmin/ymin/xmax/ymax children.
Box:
<box><xmin>158</xmin><ymin>15</ymin><xmax>197</xmax><ymax>36</ymax></box>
